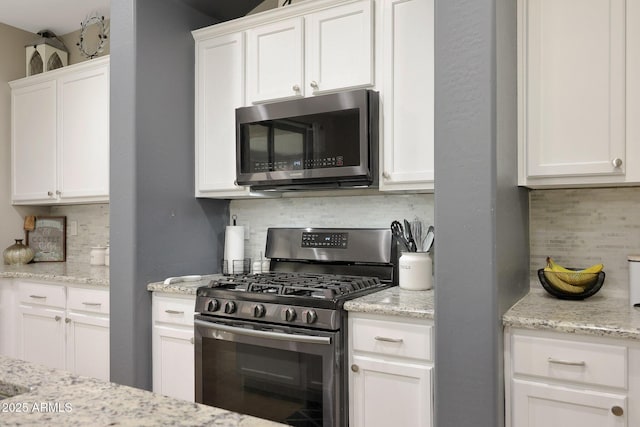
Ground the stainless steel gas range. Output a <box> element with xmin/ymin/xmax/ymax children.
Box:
<box><xmin>194</xmin><ymin>228</ymin><xmax>397</xmax><ymax>427</ymax></box>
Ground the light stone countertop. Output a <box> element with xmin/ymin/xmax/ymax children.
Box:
<box><xmin>146</xmin><ymin>274</ymin><xmax>223</xmax><ymax>295</ymax></box>
<box><xmin>0</xmin><ymin>355</ymin><xmax>284</xmax><ymax>426</ymax></box>
<box><xmin>344</xmin><ymin>286</ymin><xmax>434</xmax><ymax>319</ymax></box>
<box><xmin>0</xmin><ymin>262</ymin><xmax>109</xmax><ymax>287</ymax></box>
<box><xmin>503</xmin><ymin>288</ymin><xmax>640</xmax><ymax>340</ymax></box>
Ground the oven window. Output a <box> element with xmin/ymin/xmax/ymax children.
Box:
<box><xmin>201</xmin><ymin>337</ymin><xmax>324</xmax><ymax>426</ymax></box>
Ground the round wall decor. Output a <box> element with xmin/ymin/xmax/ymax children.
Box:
<box><xmin>77</xmin><ymin>14</ymin><xmax>109</xmax><ymax>59</ymax></box>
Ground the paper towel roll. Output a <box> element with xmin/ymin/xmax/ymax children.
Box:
<box><xmin>629</xmin><ymin>255</ymin><xmax>640</xmax><ymax>307</ymax></box>
<box><xmin>224</xmin><ymin>226</ymin><xmax>245</xmax><ymax>274</ymax></box>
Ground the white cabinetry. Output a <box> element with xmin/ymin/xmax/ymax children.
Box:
<box><xmin>246</xmin><ymin>0</ymin><xmax>373</xmax><ymax>104</ymax></box>
<box><xmin>505</xmin><ymin>328</ymin><xmax>639</xmax><ymax>427</ymax></box>
<box><xmin>194</xmin><ymin>33</ymin><xmax>249</xmax><ymax>198</ymax></box>
<box><xmin>152</xmin><ymin>293</ymin><xmax>196</xmax><ymax>402</ymax></box>
<box><xmin>378</xmin><ymin>0</ymin><xmax>434</xmax><ymax>192</ymax></box>
<box><xmin>518</xmin><ymin>0</ymin><xmax>640</xmax><ymax>187</ymax></box>
<box><xmin>349</xmin><ymin>313</ymin><xmax>433</xmax><ymax>427</ymax></box>
<box><xmin>0</xmin><ymin>279</ymin><xmax>17</xmax><ymax>357</ymax></box>
<box><xmin>15</xmin><ymin>281</ymin><xmax>110</xmax><ymax>381</ymax></box>
<box><xmin>10</xmin><ymin>56</ymin><xmax>110</xmax><ymax>204</ymax></box>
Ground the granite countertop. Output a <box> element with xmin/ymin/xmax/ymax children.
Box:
<box><xmin>0</xmin><ymin>262</ymin><xmax>109</xmax><ymax>287</ymax></box>
<box><xmin>344</xmin><ymin>286</ymin><xmax>434</xmax><ymax>319</ymax></box>
<box><xmin>0</xmin><ymin>355</ymin><xmax>283</xmax><ymax>426</ymax></box>
<box><xmin>146</xmin><ymin>274</ymin><xmax>223</xmax><ymax>295</ymax></box>
<box><xmin>504</xmin><ymin>288</ymin><xmax>640</xmax><ymax>340</ymax></box>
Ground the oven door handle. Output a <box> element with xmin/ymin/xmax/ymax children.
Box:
<box><xmin>194</xmin><ymin>319</ymin><xmax>332</xmax><ymax>345</ymax></box>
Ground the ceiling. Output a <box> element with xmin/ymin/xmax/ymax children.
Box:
<box><xmin>0</xmin><ymin>0</ymin><xmax>265</xmax><ymax>36</ymax></box>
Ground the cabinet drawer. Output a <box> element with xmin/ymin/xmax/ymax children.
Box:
<box><xmin>18</xmin><ymin>282</ymin><xmax>65</xmax><ymax>308</ymax></box>
<box><xmin>351</xmin><ymin>316</ymin><xmax>432</xmax><ymax>361</ymax></box>
<box><xmin>512</xmin><ymin>334</ymin><xmax>627</xmax><ymax>389</ymax></box>
<box><xmin>155</xmin><ymin>296</ymin><xmax>195</xmax><ymax>326</ymax></box>
<box><xmin>67</xmin><ymin>287</ymin><xmax>109</xmax><ymax>314</ymax></box>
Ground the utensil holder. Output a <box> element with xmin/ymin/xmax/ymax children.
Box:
<box><xmin>399</xmin><ymin>251</ymin><xmax>432</xmax><ymax>290</ymax></box>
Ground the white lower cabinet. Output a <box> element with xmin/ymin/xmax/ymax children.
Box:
<box><xmin>15</xmin><ymin>281</ymin><xmax>110</xmax><ymax>381</ymax></box>
<box><xmin>505</xmin><ymin>328</ymin><xmax>638</xmax><ymax>427</ymax></box>
<box><xmin>349</xmin><ymin>312</ymin><xmax>433</xmax><ymax>427</ymax></box>
<box><xmin>152</xmin><ymin>293</ymin><xmax>196</xmax><ymax>402</ymax></box>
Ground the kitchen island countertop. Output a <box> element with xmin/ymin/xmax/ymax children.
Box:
<box><xmin>344</xmin><ymin>286</ymin><xmax>434</xmax><ymax>319</ymax></box>
<box><xmin>0</xmin><ymin>262</ymin><xmax>108</xmax><ymax>287</ymax></box>
<box><xmin>146</xmin><ymin>274</ymin><xmax>222</xmax><ymax>295</ymax></box>
<box><xmin>0</xmin><ymin>355</ymin><xmax>284</xmax><ymax>426</ymax></box>
<box><xmin>504</xmin><ymin>288</ymin><xmax>640</xmax><ymax>340</ymax></box>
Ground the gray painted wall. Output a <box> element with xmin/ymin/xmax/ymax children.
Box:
<box><xmin>433</xmin><ymin>0</ymin><xmax>528</xmax><ymax>426</ymax></box>
<box><xmin>109</xmin><ymin>0</ymin><xmax>226</xmax><ymax>389</ymax></box>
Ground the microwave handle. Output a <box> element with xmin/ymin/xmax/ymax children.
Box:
<box><xmin>194</xmin><ymin>319</ymin><xmax>332</xmax><ymax>345</ymax></box>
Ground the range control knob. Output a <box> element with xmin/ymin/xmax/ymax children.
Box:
<box><xmin>302</xmin><ymin>309</ymin><xmax>318</xmax><ymax>324</ymax></box>
<box><xmin>224</xmin><ymin>301</ymin><xmax>236</xmax><ymax>314</ymax></box>
<box><xmin>281</xmin><ymin>307</ymin><xmax>297</xmax><ymax>322</ymax></box>
<box><xmin>206</xmin><ymin>299</ymin><xmax>220</xmax><ymax>312</ymax></box>
<box><xmin>252</xmin><ymin>304</ymin><xmax>266</xmax><ymax>318</ymax></box>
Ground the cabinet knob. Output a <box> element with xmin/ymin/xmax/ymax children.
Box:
<box><xmin>190</xmin><ymin>337</ymin><xmax>195</xmax><ymax>345</ymax></box>
<box><xmin>65</xmin><ymin>318</ymin><xmax>71</xmax><ymax>324</ymax></box>
<box><xmin>55</xmin><ymin>315</ymin><xmax>61</xmax><ymax>322</ymax></box>
<box><xmin>382</xmin><ymin>171</ymin><xmax>391</xmax><ymax>180</ymax></box>
<box><xmin>310</xmin><ymin>80</ymin><xmax>318</xmax><ymax>89</ymax></box>
<box><xmin>56</xmin><ymin>190</ymin><xmax>61</xmax><ymax>196</ymax></box>
<box><xmin>611</xmin><ymin>406</ymin><xmax>624</xmax><ymax>416</ymax></box>
<box><xmin>351</xmin><ymin>364</ymin><xmax>359</xmax><ymax>373</ymax></box>
<box><xmin>47</xmin><ymin>191</ymin><xmax>54</xmax><ymax>197</ymax></box>
<box><xmin>292</xmin><ymin>84</ymin><xmax>300</xmax><ymax>92</ymax></box>
<box><xmin>612</xmin><ymin>158</ymin><xmax>623</xmax><ymax>168</ymax></box>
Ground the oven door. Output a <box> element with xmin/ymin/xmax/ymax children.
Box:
<box><xmin>195</xmin><ymin>316</ymin><xmax>344</xmax><ymax>427</ymax></box>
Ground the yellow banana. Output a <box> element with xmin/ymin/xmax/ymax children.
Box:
<box><xmin>545</xmin><ymin>257</ymin><xmax>603</xmax><ymax>286</ymax></box>
<box><xmin>543</xmin><ymin>267</ymin><xmax>586</xmax><ymax>294</ymax></box>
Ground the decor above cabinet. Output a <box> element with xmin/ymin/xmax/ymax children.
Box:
<box><xmin>10</xmin><ymin>56</ymin><xmax>110</xmax><ymax>205</ymax></box>
<box><xmin>518</xmin><ymin>0</ymin><xmax>640</xmax><ymax>188</ymax></box>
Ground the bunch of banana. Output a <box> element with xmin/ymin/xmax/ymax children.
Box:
<box><xmin>543</xmin><ymin>257</ymin><xmax>604</xmax><ymax>294</ymax></box>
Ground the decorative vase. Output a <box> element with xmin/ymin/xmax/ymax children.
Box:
<box><xmin>3</xmin><ymin>239</ymin><xmax>35</xmax><ymax>265</ymax></box>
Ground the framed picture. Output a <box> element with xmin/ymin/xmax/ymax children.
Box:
<box><xmin>26</xmin><ymin>216</ymin><xmax>67</xmax><ymax>262</ymax></box>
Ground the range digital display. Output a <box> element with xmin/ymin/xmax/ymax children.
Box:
<box><xmin>301</xmin><ymin>232</ymin><xmax>348</xmax><ymax>249</ymax></box>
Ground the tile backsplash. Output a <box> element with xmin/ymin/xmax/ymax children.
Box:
<box><xmin>230</xmin><ymin>193</ymin><xmax>435</xmax><ymax>263</ymax></box>
<box><xmin>530</xmin><ymin>187</ymin><xmax>640</xmax><ymax>296</ymax></box>
<box><xmin>50</xmin><ymin>204</ymin><xmax>110</xmax><ymax>264</ymax></box>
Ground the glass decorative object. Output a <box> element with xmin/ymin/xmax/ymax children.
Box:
<box><xmin>3</xmin><ymin>239</ymin><xmax>35</xmax><ymax>265</ymax></box>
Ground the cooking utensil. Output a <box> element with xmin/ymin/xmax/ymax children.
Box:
<box><xmin>424</xmin><ymin>226</ymin><xmax>435</xmax><ymax>253</ymax></box>
<box><xmin>410</xmin><ymin>219</ymin><xmax>423</xmax><ymax>251</ymax></box>
<box><xmin>391</xmin><ymin>221</ymin><xmax>412</xmax><ymax>251</ymax></box>
<box><xmin>403</xmin><ymin>219</ymin><xmax>418</xmax><ymax>252</ymax></box>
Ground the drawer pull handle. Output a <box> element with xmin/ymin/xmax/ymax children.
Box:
<box><xmin>29</xmin><ymin>295</ymin><xmax>46</xmax><ymax>299</ymax></box>
<box><xmin>611</xmin><ymin>406</ymin><xmax>624</xmax><ymax>416</ymax></box>
<box><xmin>165</xmin><ymin>309</ymin><xmax>184</xmax><ymax>315</ymax></box>
<box><xmin>82</xmin><ymin>302</ymin><xmax>102</xmax><ymax>307</ymax></box>
<box><xmin>547</xmin><ymin>357</ymin><xmax>586</xmax><ymax>367</ymax></box>
<box><xmin>374</xmin><ymin>336</ymin><xmax>404</xmax><ymax>343</ymax></box>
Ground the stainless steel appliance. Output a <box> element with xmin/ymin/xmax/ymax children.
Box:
<box><xmin>195</xmin><ymin>228</ymin><xmax>396</xmax><ymax>426</ymax></box>
<box><xmin>235</xmin><ymin>89</ymin><xmax>379</xmax><ymax>191</ymax></box>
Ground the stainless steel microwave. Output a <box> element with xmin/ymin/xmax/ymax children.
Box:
<box><xmin>235</xmin><ymin>89</ymin><xmax>379</xmax><ymax>191</ymax></box>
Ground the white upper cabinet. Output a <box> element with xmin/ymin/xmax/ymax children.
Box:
<box><xmin>378</xmin><ymin>0</ymin><xmax>434</xmax><ymax>192</ymax></box>
<box><xmin>246</xmin><ymin>17</ymin><xmax>305</xmax><ymax>103</ymax></box>
<box><xmin>246</xmin><ymin>0</ymin><xmax>373</xmax><ymax>104</ymax></box>
<box><xmin>194</xmin><ymin>33</ymin><xmax>250</xmax><ymax>198</ymax></box>
<box><xmin>10</xmin><ymin>57</ymin><xmax>110</xmax><ymax>205</ymax></box>
<box><xmin>519</xmin><ymin>0</ymin><xmax>640</xmax><ymax>187</ymax></box>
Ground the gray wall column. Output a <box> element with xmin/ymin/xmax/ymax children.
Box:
<box><xmin>433</xmin><ymin>0</ymin><xmax>529</xmax><ymax>425</ymax></box>
<box><xmin>109</xmin><ymin>0</ymin><xmax>225</xmax><ymax>389</ymax></box>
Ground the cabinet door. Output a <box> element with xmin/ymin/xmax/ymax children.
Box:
<box><xmin>58</xmin><ymin>61</ymin><xmax>110</xmax><ymax>202</ymax></box>
<box><xmin>11</xmin><ymin>80</ymin><xmax>57</xmax><ymax>203</ymax></box>
<box><xmin>350</xmin><ymin>355</ymin><xmax>432</xmax><ymax>427</ymax></box>
<box><xmin>512</xmin><ymin>380</ymin><xmax>627</xmax><ymax>427</ymax></box>
<box><xmin>195</xmin><ymin>33</ymin><xmax>250</xmax><ymax>198</ymax></box>
<box><xmin>246</xmin><ymin>17</ymin><xmax>304</xmax><ymax>103</ymax></box>
<box><xmin>152</xmin><ymin>324</ymin><xmax>194</xmax><ymax>401</ymax></box>
<box><xmin>17</xmin><ymin>304</ymin><xmax>65</xmax><ymax>370</ymax></box>
<box><xmin>66</xmin><ymin>311</ymin><xmax>110</xmax><ymax>381</ymax></box>
<box><xmin>519</xmin><ymin>0</ymin><xmax>626</xmax><ymax>181</ymax></box>
<box><xmin>305</xmin><ymin>0</ymin><xmax>373</xmax><ymax>95</ymax></box>
<box><xmin>0</xmin><ymin>280</ymin><xmax>16</xmax><ymax>357</ymax></box>
<box><xmin>379</xmin><ymin>0</ymin><xmax>434</xmax><ymax>191</ymax></box>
